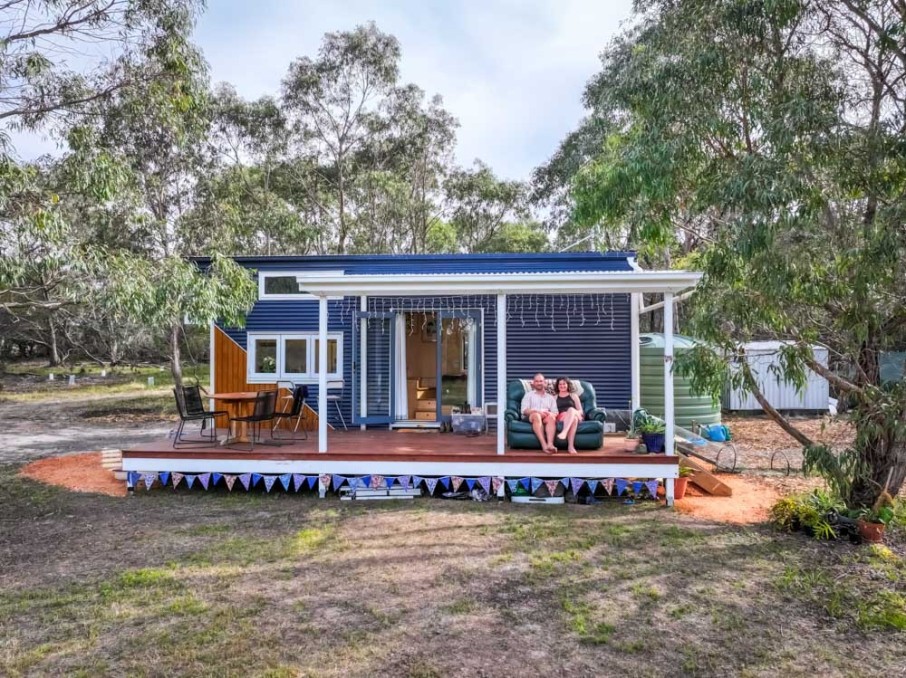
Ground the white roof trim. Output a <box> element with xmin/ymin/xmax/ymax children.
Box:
<box><xmin>296</xmin><ymin>270</ymin><xmax>702</xmax><ymax>296</ymax></box>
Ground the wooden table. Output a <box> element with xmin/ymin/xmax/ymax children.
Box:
<box><xmin>209</xmin><ymin>391</ymin><xmax>259</xmax><ymax>444</ymax></box>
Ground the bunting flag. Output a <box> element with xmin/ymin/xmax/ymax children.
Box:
<box><xmin>348</xmin><ymin>477</ymin><xmax>359</xmax><ymax>490</ymax></box>
<box><xmin>544</xmin><ymin>479</ymin><xmax>559</xmax><ymax>496</ymax></box>
<box><xmin>531</xmin><ymin>478</ymin><xmax>544</xmax><ymax>493</ymax></box>
<box><xmin>371</xmin><ymin>475</ymin><xmax>385</xmax><ymax>489</ymax></box>
<box><xmin>492</xmin><ymin>477</ymin><xmax>503</xmax><ymax>494</ymax></box>
<box><xmin>398</xmin><ymin>475</ymin><xmax>411</xmax><ymax>489</ymax></box>
<box><xmin>279</xmin><ymin>474</ymin><xmax>292</xmax><ymax>491</ymax></box>
<box><xmin>478</xmin><ymin>477</ymin><xmax>491</xmax><ymax>494</ymax></box>
<box><xmin>465</xmin><ymin>478</ymin><xmax>476</xmax><ymax>491</ymax></box>
<box><xmin>251</xmin><ymin>473</ymin><xmax>262</xmax><ymax>488</ymax></box>
<box><xmin>142</xmin><ymin>472</ymin><xmax>157</xmax><ymax>490</ymax></box>
<box><xmin>451</xmin><ymin>476</ymin><xmax>464</xmax><ymax>491</ymax></box>
<box><xmin>602</xmin><ymin>478</ymin><xmax>614</xmax><ymax>495</ymax></box>
<box><xmin>632</xmin><ymin>481</ymin><xmax>643</xmax><ymax>496</ymax></box>
<box><xmin>425</xmin><ymin>478</ymin><xmax>439</xmax><ymax>494</ymax></box>
<box><xmin>615</xmin><ymin>479</ymin><xmax>628</xmax><ymax>496</ymax></box>
<box><xmin>198</xmin><ymin>473</ymin><xmax>211</xmax><ymax>490</ymax></box>
<box><xmin>308</xmin><ymin>475</ymin><xmax>319</xmax><ymax>490</ymax></box>
<box><xmin>212</xmin><ymin>473</ymin><xmax>222</xmax><ymax>487</ymax></box>
<box><xmin>159</xmin><ymin>472</ymin><xmax>170</xmax><ymax>487</ymax></box>
<box><xmin>126</xmin><ymin>471</ymin><xmax>138</xmax><ymax>487</ymax></box>
<box><xmin>439</xmin><ymin>476</ymin><xmax>451</xmax><ymax>490</ymax></box>
<box><xmin>560</xmin><ymin>477</ymin><xmax>570</xmax><ymax>490</ymax></box>
<box><xmin>519</xmin><ymin>477</ymin><xmax>532</xmax><ymax>491</ymax></box>
<box><xmin>224</xmin><ymin>475</ymin><xmax>237</xmax><ymax>491</ymax></box>
<box><xmin>507</xmin><ymin>479</ymin><xmax>520</xmax><ymax>493</ymax></box>
<box><xmin>412</xmin><ymin>476</ymin><xmax>424</xmax><ymax>488</ymax></box>
<box><xmin>359</xmin><ymin>475</ymin><xmax>372</xmax><ymax>490</ymax></box>
<box><xmin>319</xmin><ymin>474</ymin><xmax>331</xmax><ymax>489</ymax></box>
<box><xmin>588</xmin><ymin>479</ymin><xmax>599</xmax><ymax>494</ymax></box>
<box><xmin>646</xmin><ymin>480</ymin><xmax>659</xmax><ymax>498</ymax></box>
<box><xmin>292</xmin><ymin>474</ymin><xmax>305</xmax><ymax>492</ymax></box>
<box><xmin>385</xmin><ymin>476</ymin><xmax>396</xmax><ymax>489</ymax></box>
<box><xmin>185</xmin><ymin>475</ymin><xmax>196</xmax><ymax>489</ymax></box>
<box><xmin>570</xmin><ymin>478</ymin><xmax>584</xmax><ymax>495</ymax></box>
<box><xmin>332</xmin><ymin>474</ymin><xmax>346</xmax><ymax>490</ymax></box>
<box><xmin>263</xmin><ymin>476</ymin><xmax>277</xmax><ymax>493</ymax></box>
<box><xmin>239</xmin><ymin>473</ymin><xmax>252</xmax><ymax>490</ymax></box>
<box><xmin>171</xmin><ymin>472</ymin><xmax>184</xmax><ymax>489</ymax></box>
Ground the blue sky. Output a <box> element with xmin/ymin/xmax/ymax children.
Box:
<box><xmin>16</xmin><ymin>0</ymin><xmax>634</xmax><ymax>181</ymax></box>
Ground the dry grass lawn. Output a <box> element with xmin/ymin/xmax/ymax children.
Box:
<box><xmin>2</xmin><ymin>465</ymin><xmax>905</xmax><ymax>677</ymax></box>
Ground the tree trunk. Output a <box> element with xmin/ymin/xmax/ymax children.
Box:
<box><xmin>47</xmin><ymin>317</ymin><xmax>60</xmax><ymax>367</ymax></box>
<box><xmin>849</xmin><ymin>428</ymin><xmax>906</xmax><ymax>508</ymax></box>
<box><xmin>169</xmin><ymin>324</ymin><xmax>183</xmax><ymax>390</ymax></box>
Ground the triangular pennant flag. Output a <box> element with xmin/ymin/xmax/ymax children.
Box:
<box><xmin>478</xmin><ymin>477</ymin><xmax>491</xmax><ymax>494</ymax></box>
<box><xmin>465</xmin><ymin>478</ymin><xmax>476</xmax><ymax>491</ymax></box>
<box><xmin>171</xmin><ymin>472</ymin><xmax>184</xmax><ymax>489</ymax></box>
<box><xmin>531</xmin><ymin>478</ymin><xmax>544</xmax><ymax>493</ymax></box>
<box><xmin>602</xmin><ymin>478</ymin><xmax>613</xmax><ymax>495</ymax></box>
<box><xmin>292</xmin><ymin>474</ymin><xmax>305</xmax><ymax>492</ymax></box>
<box><xmin>142</xmin><ymin>472</ymin><xmax>157</xmax><ymax>490</ymax></box>
<box><xmin>308</xmin><ymin>475</ymin><xmax>319</xmax><ymax>489</ymax></box>
<box><xmin>570</xmin><ymin>478</ymin><xmax>584</xmax><ymax>495</ymax></box>
<box><xmin>224</xmin><ymin>475</ymin><xmax>237</xmax><ymax>491</ymax></box>
<box><xmin>332</xmin><ymin>474</ymin><xmax>346</xmax><ymax>490</ymax></box>
<box><xmin>507</xmin><ymin>479</ymin><xmax>519</xmax><ymax>492</ymax></box>
<box><xmin>359</xmin><ymin>475</ymin><xmax>371</xmax><ymax>490</ymax></box>
<box><xmin>212</xmin><ymin>473</ymin><xmax>222</xmax><ymax>487</ymax></box>
<box><xmin>263</xmin><ymin>476</ymin><xmax>277</xmax><ymax>493</ymax></box>
<box><xmin>319</xmin><ymin>474</ymin><xmax>331</xmax><ymax>489</ymax></box>
<box><xmin>398</xmin><ymin>475</ymin><xmax>411</xmax><ymax>489</ymax></box>
<box><xmin>587</xmin><ymin>479</ymin><xmax>599</xmax><ymax>494</ymax></box>
<box><xmin>412</xmin><ymin>476</ymin><xmax>424</xmax><ymax>488</ymax></box>
<box><xmin>451</xmin><ymin>476</ymin><xmax>464</xmax><ymax>491</ymax></box>
<box><xmin>238</xmin><ymin>473</ymin><xmax>251</xmax><ymax>490</ymax></box>
<box><xmin>159</xmin><ymin>471</ymin><xmax>170</xmax><ymax>487</ymax></box>
<box><xmin>425</xmin><ymin>478</ymin><xmax>439</xmax><ymax>494</ymax></box>
<box><xmin>371</xmin><ymin>475</ymin><xmax>384</xmax><ymax>489</ymax></box>
<box><xmin>251</xmin><ymin>473</ymin><xmax>262</xmax><ymax>487</ymax></box>
<box><xmin>544</xmin><ymin>479</ymin><xmax>559</xmax><ymax>496</ymax></box>
<box><xmin>385</xmin><ymin>476</ymin><xmax>396</xmax><ymax>489</ymax></box>
<box><xmin>198</xmin><ymin>473</ymin><xmax>211</xmax><ymax>490</ymax></box>
<box><xmin>446</xmin><ymin>476</ymin><xmax>458</xmax><ymax>491</ymax></box>
<box><xmin>646</xmin><ymin>480</ymin><xmax>659</xmax><ymax>498</ymax></box>
<box><xmin>126</xmin><ymin>471</ymin><xmax>136</xmax><ymax>487</ymax></box>
<box><xmin>279</xmin><ymin>474</ymin><xmax>292</xmax><ymax>491</ymax></box>
<box><xmin>491</xmin><ymin>477</ymin><xmax>503</xmax><ymax>494</ymax></box>
<box><xmin>615</xmin><ymin>479</ymin><xmax>628</xmax><ymax>496</ymax></box>
<box><xmin>560</xmin><ymin>477</ymin><xmax>570</xmax><ymax>489</ymax></box>
<box><xmin>632</xmin><ymin>481</ymin><xmax>643</xmax><ymax>496</ymax></box>
<box><xmin>519</xmin><ymin>477</ymin><xmax>532</xmax><ymax>491</ymax></box>
<box><xmin>184</xmin><ymin>474</ymin><xmax>196</xmax><ymax>489</ymax></box>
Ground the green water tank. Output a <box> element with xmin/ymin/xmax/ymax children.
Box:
<box><xmin>639</xmin><ymin>333</ymin><xmax>721</xmax><ymax>429</ymax></box>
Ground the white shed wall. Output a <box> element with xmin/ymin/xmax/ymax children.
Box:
<box><xmin>723</xmin><ymin>343</ymin><xmax>829</xmax><ymax>412</ymax></box>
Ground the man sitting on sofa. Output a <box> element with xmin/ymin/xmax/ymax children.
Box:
<box><xmin>521</xmin><ymin>372</ymin><xmax>558</xmax><ymax>454</ymax></box>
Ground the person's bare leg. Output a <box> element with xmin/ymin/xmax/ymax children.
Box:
<box><xmin>544</xmin><ymin>415</ymin><xmax>557</xmax><ymax>452</ymax></box>
<box><xmin>530</xmin><ymin>413</ymin><xmax>550</xmax><ymax>451</ymax></box>
<box><xmin>557</xmin><ymin>410</ymin><xmax>576</xmax><ymax>440</ymax></box>
<box><xmin>567</xmin><ymin>417</ymin><xmax>578</xmax><ymax>454</ymax></box>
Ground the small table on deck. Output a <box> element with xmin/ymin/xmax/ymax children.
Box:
<box><xmin>209</xmin><ymin>391</ymin><xmax>259</xmax><ymax>444</ymax></box>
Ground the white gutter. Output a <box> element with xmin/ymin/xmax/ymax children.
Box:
<box><xmin>639</xmin><ymin>288</ymin><xmax>696</xmax><ymax>315</ymax></box>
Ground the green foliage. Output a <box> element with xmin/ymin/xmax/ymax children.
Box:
<box><xmin>770</xmin><ymin>490</ymin><xmax>846</xmax><ymax>540</ymax></box>
<box><xmin>637</xmin><ymin>419</ymin><xmax>666</xmax><ymax>434</ymax></box>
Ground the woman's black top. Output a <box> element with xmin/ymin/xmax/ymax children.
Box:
<box><xmin>556</xmin><ymin>395</ymin><xmax>576</xmax><ymax>413</ymax></box>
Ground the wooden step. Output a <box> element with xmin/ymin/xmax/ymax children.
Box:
<box><xmin>677</xmin><ymin>452</ymin><xmax>733</xmax><ymax>497</ymax></box>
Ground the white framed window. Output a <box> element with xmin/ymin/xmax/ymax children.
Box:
<box><xmin>247</xmin><ymin>332</ymin><xmax>343</xmax><ymax>383</ymax></box>
<box><xmin>258</xmin><ymin>270</ymin><xmax>344</xmax><ymax>300</ymax></box>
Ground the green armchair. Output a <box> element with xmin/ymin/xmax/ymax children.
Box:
<box><xmin>504</xmin><ymin>379</ymin><xmax>606</xmax><ymax>450</ymax></box>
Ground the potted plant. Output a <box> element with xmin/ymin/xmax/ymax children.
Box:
<box><xmin>638</xmin><ymin>419</ymin><xmax>666</xmax><ymax>453</ymax></box>
<box><xmin>856</xmin><ymin>505</ymin><xmax>894</xmax><ymax>544</ymax></box>
<box><xmin>675</xmin><ymin>466</ymin><xmax>694</xmax><ymax>500</ymax></box>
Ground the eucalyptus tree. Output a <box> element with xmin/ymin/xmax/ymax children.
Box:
<box><xmin>557</xmin><ymin>0</ymin><xmax>906</xmax><ymax>507</ymax></box>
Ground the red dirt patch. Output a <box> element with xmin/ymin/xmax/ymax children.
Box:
<box><xmin>20</xmin><ymin>452</ymin><xmax>125</xmax><ymax>497</ymax></box>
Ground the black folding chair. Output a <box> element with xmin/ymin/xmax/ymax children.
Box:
<box><xmin>272</xmin><ymin>384</ymin><xmax>309</xmax><ymax>440</ymax></box>
<box><xmin>228</xmin><ymin>390</ymin><xmax>279</xmax><ymax>449</ymax></box>
<box><xmin>172</xmin><ymin>385</ymin><xmax>229</xmax><ymax>448</ymax></box>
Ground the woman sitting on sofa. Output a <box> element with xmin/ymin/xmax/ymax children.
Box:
<box><xmin>555</xmin><ymin>377</ymin><xmax>583</xmax><ymax>454</ymax></box>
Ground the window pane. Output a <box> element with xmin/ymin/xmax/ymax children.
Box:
<box><xmin>315</xmin><ymin>339</ymin><xmax>339</xmax><ymax>374</ymax></box>
<box><xmin>254</xmin><ymin>339</ymin><xmax>277</xmax><ymax>373</ymax></box>
<box><xmin>284</xmin><ymin>339</ymin><xmax>308</xmax><ymax>374</ymax></box>
<box><xmin>263</xmin><ymin>276</ymin><xmax>303</xmax><ymax>295</ymax></box>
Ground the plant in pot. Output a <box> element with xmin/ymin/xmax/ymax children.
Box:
<box><xmin>638</xmin><ymin>419</ymin><xmax>666</xmax><ymax>453</ymax></box>
<box><xmin>856</xmin><ymin>505</ymin><xmax>894</xmax><ymax>544</ymax></box>
<box><xmin>674</xmin><ymin>466</ymin><xmax>694</xmax><ymax>500</ymax></box>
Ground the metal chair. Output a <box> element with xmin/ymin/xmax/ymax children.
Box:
<box><xmin>272</xmin><ymin>384</ymin><xmax>309</xmax><ymax>440</ymax></box>
<box><xmin>172</xmin><ymin>385</ymin><xmax>228</xmax><ymax>448</ymax></box>
<box><xmin>228</xmin><ymin>390</ymin><xmax>278</xmax><ymax>450</ymax></box>
<box><xmin>326</xmin><ymin>379</ymin><xmax>347</xmax><ymax>430</ymax></box>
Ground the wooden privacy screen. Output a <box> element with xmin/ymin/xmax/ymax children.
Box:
<box><xmin>213</xmin><ymin>326</ymin><xmax>322</xmax><ymax>431</ymax></box>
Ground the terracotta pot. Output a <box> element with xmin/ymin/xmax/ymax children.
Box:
<box><xmin>857</xmin><ymin>519</ymin><xmax>886</xmax><ymax>544</ymax></box>
<box><xmin>674</xmin><ymin>477</ymin><xmax>689</xmax><ymax>501</ymax></box>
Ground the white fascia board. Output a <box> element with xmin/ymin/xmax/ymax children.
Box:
<box><xmin>296</xmin><ymin>271</ymin><xmax>702</xmax><ymax>297</ymax></box>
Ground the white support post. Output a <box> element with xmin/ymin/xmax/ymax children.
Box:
<box><xmin>359</xmin><ymin>295</ymin><xmax>367</xmax><ymax>431</ymax></box>
<box><xmin>496</xmin><ymin>293</ymin><xmax>507</xmax><ymax>455</ymax></box>
<box><xmin>663</xmin><ymin>291</ymin><xmax>675</xmax><ymax>506</ymax></box>
<box><xmin>318</xmin><ymin>295</ymin><xmax>328</xmax><ymax>453</ymax></box>
<box><xmin>630</xmin><ymin>293</ymin><xmax>641</xmax><ymax>411</ymax></box>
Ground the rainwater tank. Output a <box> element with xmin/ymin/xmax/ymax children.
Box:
<box><xmin>639</xmin><ymin>333</ymin><xmax>721</xmax><ymax>429</ymax></box>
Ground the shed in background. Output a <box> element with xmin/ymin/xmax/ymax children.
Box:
<box><xmin>723</xmin><ymin>341</ymin><xmax>829</xmax><ymax>413</ymax></box>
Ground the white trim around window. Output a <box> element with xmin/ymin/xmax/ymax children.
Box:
<box><xmin>247</xmin><ymin>332</ymin><xmax>343</xmax><ymax>383</ymax></box>
<box><xmin>258</xmin><ymin>270</ymin><xmax>345</xmax><ymax>300</ymax></box>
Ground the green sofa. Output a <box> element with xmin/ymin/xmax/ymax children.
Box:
<box><xmin>504</xmin><ymin>379</ymin><xmax>606</xmax><ymax>450</ymax></box>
